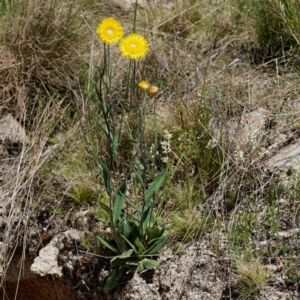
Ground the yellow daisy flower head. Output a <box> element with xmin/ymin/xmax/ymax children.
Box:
<box><xmin>119</xmin><ymin>34</ymin><xmax>149</xmax><ymax>60</ymax></box>
<box><xmin>139</xmin><ymin>81</ymin><xmax>151</xmax><ymax>91</ymax></box>
<box><xmin>96</xmin><ymin>17</ymin><xmax>124</xmax><ymax>44</ymax></box>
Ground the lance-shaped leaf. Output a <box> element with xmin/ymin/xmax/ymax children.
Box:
<box><xmin>98</xmin><ymin>200</ymin><xmax>112</xmax><ymax>215</ymax></box>
<box><xmin>105</xmin><ymin>98</ymin><xmax>117</xmax><ymax>119</ymax></box>
<box><xmin>141</xmin><ymin>205</ymin><xmax>151</xmax><ymax>235</ymax></box>
<box><xmin>129</xmin><ymin>161</ymin><xmax>143</xmax><ymax>186</ymax></box>
<box><xmin>134</xmin><ymin>156</ymin><xmax>144</xmax><ymax>171</ymax></box>
<box><xmin>111</xmin><ymin>129</ymin><xmax>119</xmax><ymax>161</ymax></box>
<box><xmin>134</xmin><ymin>237</ymin><xmax>144</xmax><ymax>254</ymax></box>
<box><xmin>98</xmin><ymin>158</ymin><xmax>111</xmax><ymax>194</ymax></box>
<box><xmin>85</xmin><ymin>152</ymin><xmax>111</xmax><ymax>186</ymax></box>
<box><xmin>124</xmin><ymin>198</ymin><xmax>142</xmax><ymax>214</ymax></box>
<box><xmin>120</xmin><ymin>234</ymin><xmax>137</xmax><ymax>254</ymax></box>
<box><xmin>111</xmin><ymin>249</ymin><xmax>134</xmax><ymax>267</ymax></box>
<box><xmin>145</xmin><ymin>169</ymin><xmax>167</xmax><ymax>205</ymax></box>
<box><xmin>146</xmin><ymin>227</ymin><xmax>165</xmax><ymax>243</ymax></box>
<box><xmin>126</xmin><ymin>261</ymin><xmax>139</xmax><ymax>267</ymax></box>
<box><xmin>126</xmin><ymin>130</ymin><xmax>141</xmax><ymax>154</ymax></box>
<box><xmin>104</xmin><ymin>266</ymin><xmax>127</xmax><ymax>292</ymax></box>
<box><xmin>97</xmin><ymin>217</ymin><xmax>110</xmax><ymax>226</ymax></box>
<box><xmin>143</xmin><ymin>235</ymin><xmax>167</xmax><ymax>255</ymax></box>
<box><xmin>118</xmin><ymin>218</ymin><xmax>131</xmax><ymax>237</ymax></box>
<box><xmin>97</xmin><ymin>236</ymin><xmax>118</xmax><ymax>254</ymax></box>
<box><xmin>138</xmin><ymin>258</ymin><xmax>160</xmax><ymax>273</ymax></box>
<box><xmin>112</xmin><ymin>182</ymin><xmax>126</xmax><ymax>226</ymax></box>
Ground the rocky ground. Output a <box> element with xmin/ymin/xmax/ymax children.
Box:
<box><xmin>1</xmin><ymin>105</ymin><xmax>300</xmax><ymax>300</ymax></box>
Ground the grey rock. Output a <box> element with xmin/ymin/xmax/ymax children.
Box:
<box><xmin>0</xmin><ymin>114</ymin><xmax>29</xmax><ymax>144</ymax></box>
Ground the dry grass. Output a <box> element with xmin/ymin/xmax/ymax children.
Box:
<box><xmin>1</xmin><ymin>0</ymin><xmax>300</xmax><ymax>296</ymax></box>
<box><xmin>234</xmin><ymin>260</ymin><xmax>268</xmax><ymax>299</ymax></box>
<box><xmin>0</xmin><ymin>0</ymin><xmax>90</xmax><ymax>121</ymax></box>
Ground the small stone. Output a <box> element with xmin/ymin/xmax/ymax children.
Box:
<box><xmin>0</xmin><ymin>114</ymin><xmax>29</xmax><ymax>144</ymax></box>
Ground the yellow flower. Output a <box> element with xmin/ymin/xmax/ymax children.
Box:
<box><xmin>97</xmin><ymin>17</ymin><xmax>124</xmax><ymax>44</ymax></box>
<box><xmin>119</xmin><ymin>34</ymin><xmax>149</xmax><ymax>60</ymax></box>
<box><xmin>148</xmin><ymin>85</ymin><xmax>159</xmax><ymax>96</ymax></box>
<box><xmin>139</xmin><ymin>81</ymin><xmax>151</xmax><ymax>91</ymax></box>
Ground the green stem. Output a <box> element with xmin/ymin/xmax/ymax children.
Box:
<box><xmin>99</xmin><ymin>44</ymin><xmax>114</xmax><ymax>207</ymax></box>
<box><xmin>133</xmin><ymin>0</ymin><xmax>138</xmax><ymax>33</ymax></box>
<box><xmin>132</xmin><ymin>61</ymin><xmax>147</xmax><ymax>232</ymax></box>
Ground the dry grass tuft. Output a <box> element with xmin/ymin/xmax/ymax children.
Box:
<box><xmin>234</xmin><ymin>260</ymin><xmax>268</xmax><ymax>299</ymax></box>
<box><xmin>0</xmin><ymin>0</ymin><xmax>87</xmax><ymax>121</ymax></box>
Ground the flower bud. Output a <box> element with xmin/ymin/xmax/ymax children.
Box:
<box><xmin>148</xmin><ymin>85</ymin><xmax>159</xmax><ymax>96</ymax></box>
<box><xmin>138</xmin><ymin>81</ymin><xmax>151</xmax><ymax>91</ymax></box>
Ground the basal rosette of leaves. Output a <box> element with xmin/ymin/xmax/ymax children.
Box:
<box><xmin>96</xmin><ymin>170</ymin><xmax>167</xmax><ymax>291</ymax></box>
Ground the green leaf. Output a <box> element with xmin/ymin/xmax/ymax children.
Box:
<box><xmin>111</xmin><ymin>130</ymin><xmax>119</xmax><ymax>161</ymax></box>
<box><xmin>142</xmin><ymin>206</ymin><xmax>151</xmax><ymax>235</ymax></box>
<box><xmin>118</xmin><ymin>218</ymin><xmax>131</xmax><ymax>237</ymax></box>
<box><xmin>146</xmin><ymin>227</ymin><xmax>165</xmax><ymax>243</ymax></box>
<box><xmin>127</xmin><ymin>212</ymin><xmax>140</xmax><ymax>224</ymax></box>
<box><xmin>120</xmin><ymin>234</ymin><xmax>137</xmax><ymax>254</ymax></box>
<box><xmin>149</xmin><ymin>214</ymin><xmax>158</xmax><ymax>227</ymax></box>
<box><xmin>145</xmin><ymin>169</ymin><xmax>167</xmax><ymax>205</ymax></box>
<box><xmin>100</xmin><ymin>158</ymin><xmax>111</xmax><ymax>194</ymax></box>
<box><xmin>126</xmin><ymin>261</ymin><xmax>138</xmax><ymax>266</ymax></box>
<box><xmin>104</xmin><ymin>266</ymin><xmax>127</xmax><ymax>292</ymax></box>
<box><xmin>113</xmin><ymin>249</ymin><xmax>133</xmax><ymax>259</ymax></box>
<box><xmin>112</xmin><ymin>182</ymin><xmax>126</xmax><ymax>226</ymax></box>
<box><xmin>97</xmin><ymin>236</ymin><xmax>118</xmax><ymax>254</ymax></box>
<box><xmin>97</xmin><ymin>217</ymin><xmax>110</xmax><ymax>225</ymax></box>
<box><xmin>126</xmin><ymin>130</ymin><xmax>138</xmax><ymax>145</ymax></box>
<box><xmin>105</xmin><ymin>98</ymin><xmax>117</xmax><ymax>118</ymax></box>
<box><xmin>129</xmin><ymin>162</ymin><xmax>143</xmax><ymax>186</ymax></box>
<box><xmin>134</xmin><ymin>237</ymin><xmax>144</xmax><ymax>253</ymax></box>
<box><xmin>143</xmin><ymin>236</ymin><xmax>167</xmax><ymax>255</ymax></box>
<box><xmin>137</xmin><ymin>258</ymin><xmax>159</xmax><ymax>273</ymax></box>
<box><xmin>137</xmin><ymin>261</ymin><xmax>145</xmax><ymax>273</ymax></box>
<box><xmin>97</xmin><ymin>123</ymin><xmax>109</xmax><ymax>137</ymax></box>
<box><xmin>126</xmin><ymin>131</ymin><xmax>141</xmax><ymax>153</ymax></box>
<box><xmin>140</xmin><ymin>258</ymin><xmax>159</xmax><ymax>270</ymax></box>
<box><xmin>111</xmin><ymin>249</ymin><xmax>134</xmax><ymax>267</ymax></box>
<box><xmin>124</xmin><ymin>198</ymin><xmax>142</xmax><ymax>214</ymax></box>
<box><xmin>98</xmin><ymin>201</ymin><xmax>112</xmax><ymax>215</ymax></box>
<box><xmin>134</xmin><ymin>157</ymin><xmax>144</xmax><ymax>171</ymax></box>
<box><xmin>126</xmin><ymin>220</ymin><xmax>142</xmax><ymax>242</ymax></box>
<box><xmin>85</xmin><ymin>152</ymin><xmax>111</xmax><ymax>189</ymax></box>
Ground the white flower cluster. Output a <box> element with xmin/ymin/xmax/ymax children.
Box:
<box><xmin>206</xmin><ymin>137</ymin><xmax>218</xmax><ymax>149</ymax></box>
<box><xmin>161</xmin><ymin>130</ymin><xmax>172</xmax><ymax>163</ymax></box>
<box><xmin>234</xmin><ymin>149</ymin><xmax>244</xmax><ymax>164</ymax></box>
<box><xmin>150</xmin><ymin>143</ymin><xmax>159</xmax><ymax>160</ymax></box>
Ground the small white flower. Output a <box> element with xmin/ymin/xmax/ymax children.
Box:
<box><xmin>206</xmin><ymin>137</ymin><xmax>218</xmax><ymax>149</ymax></box>
<box><xmin>160</xmin><ymin>129</ymin><xmax>172</xmax><ymax>164</ymax></box>
<box><xmin>234</xmin><ymin>149</ymin><xmax>244</xmax><ymax>163</ymax></box>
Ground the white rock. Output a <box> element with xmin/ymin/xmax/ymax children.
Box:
<box><xmin>0</xmin><ymin>114</ymin><xmax>29</xmax><ymax>144</ymax></box>
<box><xmin>267</xmin><ymin>140</ymin><xmax>300</xmax><ymax>173</ymax></box>
<box><xmin>112</xmin><ymin>0</ymin><xmax>148</xmax><ymax>11</ymax></box>
<box><xmin>30</xmin><ymin>234</ymin><xmax>64</xmax><ymax>276</ymax></box>
<box><xmin>30</xmin><ymin>230</ymin><xmax>84</xmax><ymax>277</ymax></box>
<box><xmin>238</xmin><ymin>108</ymin><xmax>268</xmax><ymax>147</ymax></box>
<box><xmin>64</xmin><ymin>229</ymin><xmax>84</xmax><ymax>242</ymax></box>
